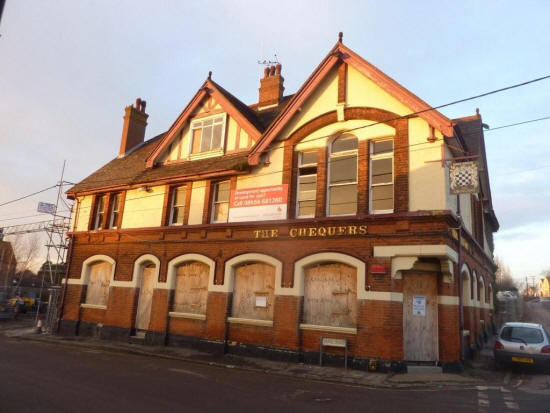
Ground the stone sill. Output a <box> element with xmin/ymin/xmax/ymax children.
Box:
<box><xmin>299</xmin><ymin>324</ymin><xmax>357</xmax><ymax>335</ymax></box>
<box><xmin>227</xmin><ymin>317</ymin><xmax>273</xmax><ymax>328</ymax></box>
<box><xmin>168</xmin><ymin>312</ymin><xmax>206</xmax><ymax>321</ymax></box>
<box><xmin>80</xmin><ymin>303</ymin><xmax>107</xmax><ymax>310</ymax></box>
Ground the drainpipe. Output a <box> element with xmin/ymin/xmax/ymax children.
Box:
<box><xmin>456</xmin><ymin>194</ymin><xmax>464</xmax><ymax>363</ymax></box>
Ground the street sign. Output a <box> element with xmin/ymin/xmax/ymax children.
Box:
<box><xmin>37</xmin><ymin>202</ymin><xmax>57</xmax><ymax>214</ymax></box>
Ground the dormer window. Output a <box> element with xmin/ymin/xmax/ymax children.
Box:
<box><xmin>190</xmin><ymin>114</ymin><xmax>226</xmax><ymax>154</ymax></box>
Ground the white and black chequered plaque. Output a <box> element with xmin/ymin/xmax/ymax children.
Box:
<box><xmin>449</xmin><ymin>161</ymin><xmax>479</xmax><ymax>194</ymax></box>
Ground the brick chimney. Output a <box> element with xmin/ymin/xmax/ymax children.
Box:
<box><xmin>258</xmin><ymin>64</ymin><xmax>284</xmax><ymax>109</ymax></box>
<box><xmin>119</xmin><ymin>97</ymin><xmax>148</xmax><ymax>156</ymax></box>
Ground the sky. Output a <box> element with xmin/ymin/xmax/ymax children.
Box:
<box><xmin>0</xmin><ymin>1</ymin><xmax>549</xmax><ymax>281</ymax></box>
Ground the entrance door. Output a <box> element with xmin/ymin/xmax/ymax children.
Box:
<box><xmin>403</xmin><ymin>273</ymin><xmax>438</xmax><ymax>361</ymax></box>
<box><xmin>135</xmin><ymin>265</ymin><xmax>156</xmax><ymax>331</ymax></box>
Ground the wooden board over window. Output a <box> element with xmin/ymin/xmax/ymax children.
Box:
<box><xmin>173</xmin><ymin>262</ymin><xmax>209</xmax><ymax>314</ymax></box>
<box><xmin>303</xmin><ymin>263</ymin><xmax>357</xmax><ymax>328</ymax></box>
<box><xmin>232</xmin><ymin>263</ymin><xmax>275</xmax><ymax>321</ymax></box>
<box><xmin>86</xmin><ymin>262</ymin><xmax>111</xmax><ymax>306</ymax></box>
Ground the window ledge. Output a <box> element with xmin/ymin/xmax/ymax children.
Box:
<box><xmin>168</xmin><ymin>312</ymin><xmax>206</xmax><ymax>321</ymax></box>
<box><xmin>80</xmin><ymin>303</ymin><xmax>107</xmax><ymax>310</ymax></box>
<box><xmin>299</xmin><ymin>324</ymin><xmax>357</xmax><ymax>335</ymax></box>
<box><xmin>227</xmin><ymin>317</ymin><xmax>273</xmax><ymax>327</ymax></box>
<box><xmin>189</xmin><ymin>149</ymin><xmax>224</xmax><ymax>161</ymax></box>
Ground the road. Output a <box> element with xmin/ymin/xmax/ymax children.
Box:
<box><xmin>0</xmin><ymin>336</ymin><xmax>549</xmax><ymax>413</ymax></box>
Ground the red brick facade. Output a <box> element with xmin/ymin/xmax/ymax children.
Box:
<box><xmin>60</xmin><ymin>211</ymin><xmax>495</xmax><ymax>368</ymax></box>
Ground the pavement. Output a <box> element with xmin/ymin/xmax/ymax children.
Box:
<box><xmin>0</xmin><ymin>315</ymin><xmax>494</xmax><ymax>390</ymax></box>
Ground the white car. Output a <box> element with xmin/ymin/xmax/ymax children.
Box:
<box><xmin>494</xmin><ymin>322</ymin><xmax>550</xmax><ymax>369</ymax></box>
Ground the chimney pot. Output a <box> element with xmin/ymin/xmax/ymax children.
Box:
<box><xmin>275</xmin><ymin>63</ymin><xmax>282</xmax><ymax>75</ymax></box>
<box><xmin>269</xmin><ymin>65</ymin><xmax>275</xmax><ymax>76</ymax></box>
<box><xmin>263</xmin><ymin>67</ymin><xmax>270</xmax><ymax>78</ymax></box>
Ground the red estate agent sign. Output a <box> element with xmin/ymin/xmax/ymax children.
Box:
<box><xmin>228</xmin><ymin>184</ymin><xmax>288</xmax><ymax>222</ymax></box>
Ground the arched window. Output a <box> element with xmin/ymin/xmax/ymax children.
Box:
<box><xmin>173</xmin><ymin>261</ymin><xmax>209</xmax><ymax>314</ymax></box>
<box><xmin>303</xmin><ymin>261</ymin><xmax>357</xmax><ymax>328</ymax></box>
<box><xmin>327</xmin><ymin>135</ymin><xmax>358</xmax><ymax>216</ymax></box>
<box><xmin>85</xmin><ymin>261</ymin><xmax>112</xmax><ymax>306</ymax></box>
<box><xmin>232</xmin><ymin>262</ymin><xmax>275</xmax><ymax>321</ymax></box>
<box><xmin>461</xmin><ymin>266</ymin><xmax>471</xmax><ymax>306</ymax></box>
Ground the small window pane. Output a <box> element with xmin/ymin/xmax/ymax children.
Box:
<box><xmin>372</xmin><ymin>140</ymin><xmax>393</xmax><ymax>155</ymax></box>
<box><xmin>212</xmin><ymin>123</ymin><xmax>223</xmax><ymax>149</ymax></box>
<box><xmin>329</xmin><ymin>184</ymin><xmax>357</xmax><ymax>215</ymax></box>
<box><xmin>300</xmin><ymin>151</ymin><xmax>318</xmax><ymax>165</ymax></box>
<box><xmin>329</xmin><ymin>154</ymin><xmax>357</xmax><ymax>184</ymax></box>
<box><xmin>216</xmin><ymin>181</ymin><xmax>230</xmax><ymax>202</ymax></box>
<box><xmin>371</xmin><ymin>158</ymin><xmax>393</xmax><ymax>184</ymax></box>
<box><xmin>214</xmin><ymin>202</ymin><xmax>229</xmax><ymax>222</ymax></box>
<box><xmin>332</xmin><ymin>136</ymin><xmax>357</xmax><ymax>153</ymax></box>
<box><xmin>372</xmin><ymin>185</ymin><xmax>393</xmax><ymax>210</ymax></box>
<box><xmin>174</xmin><ymin>187</ymin><xmax>187</xmax><ymax>205</ymax></box>
<box><xmin>298</xmin><ymin>201</ymin><xmax>315</xmax><ymax>217</ymax></box>
<box><xmin>192</xmin><ymin>129</ymin><xmax>201</xmax><ymax>153</ymax></box>
<box><xmin>201</xmin><ymin>125</ymin><xmax>213</xmax><ymax>151</ymax></box>
<box><xmin>298</xmin><ymin>176</ymin><xmax>317</xmax><ymax>201</ymax></box>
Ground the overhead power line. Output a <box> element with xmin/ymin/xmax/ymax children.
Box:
<box><xmin>0</xmin><ymin>185</ymin><xmax>58</xmax><ymax>208</ymax></box>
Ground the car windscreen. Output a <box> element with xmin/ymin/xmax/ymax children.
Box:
<box><xmin>500</xmin><ymin>326</ymin><xmax>544</xmax><ymax>344</ymax></box>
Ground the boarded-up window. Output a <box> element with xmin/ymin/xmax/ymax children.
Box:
<box><xmin>232</xmin><ymin>263</ymin><xmax>275</xmax><ymax>321</ymax></box>
<box><xmin>303</xmin><ymin>263</ymin><xmax>357</xmax><ymax>328</ymax></box>
<box><xmin>173</xmin><ymin>262</ymin><xmax>209</xmax><ymax>314</ymax></box>
<box><xmin>86</xmin><ymin>262</ymin><xmax>111</xmax><ymax>306</ymax></box>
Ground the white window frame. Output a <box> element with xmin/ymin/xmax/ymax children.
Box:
<box><xmin>169</xmin><ymin>185</ymin><xmax>187</xmax><ymax>226</ymax></box>
<box><xmin>326</xmin><ymin>136</ymin><xmax>358</xmax><ymax>217</ymax></box>
<box><xmin>188</xmin><ymin>113</ymin><xmax>227</xmax><ymax>157</ymax></box>
<box><xmin>92</xmin><ymin>195</ymin><xmax>106</xmax><ymax>230</ymax></box>
<box><xmin>107</xmin><ymin>193</ymin><xmax>121</xmax><ymax>229</ymax></box>
<box><xmin>210</xmin><ymin>180</ymin><xmax>230</xmax><ymax>223</ymax></box>
<box><xmin>296</xmin><ymin>151</ymin><xmax>318</xmax><ymax>218</ymax></box>
<box><xmin>369</xmin><ymin>138</ymin><xmax>394</xmax><ymax>214</ymax></box>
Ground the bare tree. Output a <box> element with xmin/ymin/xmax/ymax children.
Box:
<box><xmin>494</xmin><ymin>256</ymin><xmax>517</xmax><ymax>292</ymax></box>
<box><xmin>8</xmin><ymin>233</ymin><xmax>42</xmax><ymax>274</ymax></box>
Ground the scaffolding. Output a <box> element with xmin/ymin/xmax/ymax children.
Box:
<box><xmin>0</xmin><ymin>161</ymin><xmax>72</xmax><ymax>332</ymax></box>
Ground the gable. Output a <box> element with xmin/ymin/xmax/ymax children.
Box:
<box><xmin>159</xmin><ymin>94</ymin><xmax>256</xmax><ymax>163</ymax></box>
<box><xmin>146</xmin><ymin>79</ymin><xmax>262</xmax><ymax>168</ymax></box>
<box><xmin>249</xmin><ymin>41</ymin><xmax>454</xmax><ymax>165</ymax></box>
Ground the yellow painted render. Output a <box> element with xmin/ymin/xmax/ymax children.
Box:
<box><xmin>121</xmin><ymin>185</ymin><xmax>165</xmax><ymax>229</ymax></box>
<box><xmin>239</xmin><ymin>130</ymin><xmax>249</xmax><ymax>149</ymax></box>
<box><xmin>226</xmin><ymin>117</ymin><xmax>238</xmax><ymax>152</ymax></box>
<box><xmin>277</xmin><ymin>67</ymin><xmax>339</xmax><ymax>141</ymax></box>
<box><xmin>237</xmin><ymin>146</ymin><xmax>284</xmax><ymax>189</ymax></box>
<box><xmin>187</xmin><ymin>180</ymin><xmax>206</xmax><ymax>225</ymax></box>
<box><xmin>408</xmin><ymin>118</ymin><xmax>447</xmax><ymax>211</ymax></box>
<box><xmin>346</xmin><ymin>66</ymin><xmax>411</xmax><ymax>117</ymax></box>
<box><xmin>74</xmin><ymin>195</ymin><xmax>93</xmax><ymax>231</ymax></box>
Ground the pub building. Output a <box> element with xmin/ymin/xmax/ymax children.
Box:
<box><xmin>60</xmin><ymin>35</ymin><xmax>498</xmax><ymax>372</ymax></box>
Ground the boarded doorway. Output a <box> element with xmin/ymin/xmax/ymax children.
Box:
<box><xmin>403</xmin><ymin>272</ymin><xmax>438</xmax><ymax>361</ymax></box>
<box><xmin>135</xmin><ymin>264</ymin><xmax>156</xmax><ymax>331</ymax></box>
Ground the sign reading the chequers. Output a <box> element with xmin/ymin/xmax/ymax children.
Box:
<box><xmin>228</xmin><ymin>184</ymin><xmax>288</xmax><ymax>222</ymax></box>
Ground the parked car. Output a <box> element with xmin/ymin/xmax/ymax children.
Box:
<box><xmin>494</xmin><ymin>322</ymin><xmax>550</xmax><ymax>369</ymax></box>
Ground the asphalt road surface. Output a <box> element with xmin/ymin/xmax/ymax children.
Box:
<box><xmin>0</xmin><ymin>336</ymin><xmax>549</xmax><ymax>413</ymax></box>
